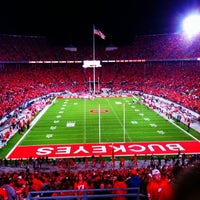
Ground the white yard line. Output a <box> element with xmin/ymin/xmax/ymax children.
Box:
<box><xmin>106</xmin><ymin>98</ymin><xmax>132</xmax><ymax>142</ymax></box>
<box><xmin>83</xmin><ymin>99</ymin><xmax>86</xmax><ymax>143</ymax></box>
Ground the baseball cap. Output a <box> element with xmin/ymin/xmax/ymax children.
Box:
<box><xmin>152</xmin><ymin>169</ymin><xmax>160</xmax><ymax>176</ymax></box>
<box><xmin>131</xmin><ymin>169</ymin><xmax>137</xmax><ymax>175</ymax></box>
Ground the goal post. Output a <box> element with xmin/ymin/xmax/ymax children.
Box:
<box><xmin>83</xmin><ymin>60</ymin><xmax>102</xmax><ymax>94</ymax></box>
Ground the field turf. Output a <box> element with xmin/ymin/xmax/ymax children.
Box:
<box><xmin>4</xmin><ymin>96</ymin><xmax>200</xmax><ymax>159</ymax></box>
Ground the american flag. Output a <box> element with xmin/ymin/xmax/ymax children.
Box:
<box><xmin>93</xmin><ymin>26</ymin><xmax>106</xmax><ymax>39</ymax></box>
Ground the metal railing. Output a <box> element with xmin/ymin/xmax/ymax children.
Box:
<box><xmin>26</xmin><ymin>187</ymin><xmax>148</xmax><ymax>200</ymax></box>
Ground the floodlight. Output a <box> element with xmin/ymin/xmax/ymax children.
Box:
<box><xmin>182</xmin><ymin>14</ymin><xmax>200</xmax><ymax>37</ymax></box>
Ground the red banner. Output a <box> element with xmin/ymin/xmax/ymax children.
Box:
<box><xmin>7</xmin><ymin>141</ymin><xmax>200</xmax><ymax>159</ymax></box>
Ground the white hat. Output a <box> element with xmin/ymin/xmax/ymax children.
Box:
<box><xmin>152</xmin><ymin>169</ymin><xmax>160</xmax><ymax>176</ymax></box>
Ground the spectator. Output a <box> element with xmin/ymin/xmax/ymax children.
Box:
<box><xmin>158</xmin><ymin>165</ymin><xmax>182</xmax><ymax>200</ymax></box>
<box><xmin>126</xmin><ymin>169</ymin><xmax>142</xmax><ymax>200</ymax></box>
<box><xmin>94</xmin><ymin>181</ymin><xmax>109</xmax><ymax>200</ymax></box>
<box><xmin>74</xmin><ymin>172</ymin><xmax>88</xmax><ymax>200</ymax></box>
<box><xmin>0</xmin><ymin>178</ymin><xmax>8</xmax><ymax>200</ymax></box>
<box><xmin>147</xmin><ymin>169</ymin><xmax>167</xmax><ymax>200</ymax></box>
<box><xmin>2</xmin><ymin>177</ymin><xmax>16</xmax><ymax>200</ymax></box>
<box><xmin>113</xmin><ymin>175</ymin><xmax>127</xmax><ymax>200</ymax></box>
<box><xmin>173</xmin><ymin>162</ymin><xmax>200</xmax><ymax>200</ymax></box>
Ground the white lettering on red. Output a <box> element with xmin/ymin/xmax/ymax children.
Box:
<box><xmin>111</xmin><ymin>145</ymin><xmax>126</xmax><ymax>152</ymax></box>
<box><xmin>55</xmin><ymin>146</ymin><xmax>71</xmax><ymax>154</ymax></box>
<box><xmin>74</xmin><ymin>146</ymin><xmax>89</xmax><ymax>154</ymax></box>
<box><xmin>129</xmin><ymin>144</ymin><xmax>146</xmax><ymax>152</ymax></box>
<box><xmin>148</xmin><ymin>144</ymin><xmax>167</xmax><ymax>152</ymax></box>
<box><xmin>92</xmin><ymin>145</ymin><xmax>107</xmax><ymax>153</ymax></box>
<box><xmin>166</xmin><ymin>144</ymin><xmax>185</xmax><ymax>151</ymax></box>
<box><xmin>36</xmin><ymin>147</ymin><xmax>54</xmax><ymax>155</ymax></box>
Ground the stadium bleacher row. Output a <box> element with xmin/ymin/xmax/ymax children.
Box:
<box><xmin>1</xmin><ymin>33</ymin><xmax>200</xmax><ymax>61</ymax></box>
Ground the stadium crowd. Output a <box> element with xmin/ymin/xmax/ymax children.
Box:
<box><xmin>0</xmin><ymin>33</ymin><xmax>200</xmax><ymax>199</ymax></box>
<box><xmin>0</xmin><ymin>62</ymin><xmax>199</xmax><ymax>120</ymax></box>
<box><xmin>0</xmin><ymin>152</ymin><xmax>200</xmax><ymax>199</ymax></box>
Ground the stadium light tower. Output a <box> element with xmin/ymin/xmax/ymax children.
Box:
<box><xmin>182</xmin><ymin>13</ymin><xmax>200</xmax><ymax>38</ymax></box>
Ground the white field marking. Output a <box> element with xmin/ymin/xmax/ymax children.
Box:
<box><xmin>50</xmin><ymin>126</ymin><xmax>56</xmax><ymax>130</ymax></box>
<box><xmin>58</xmin><ymin>111</ymin><xmax>64</xmax><ymax>114</ymax></box>
<box><xmin>115</xmin><ymin>102</ymin><xmax>122</xmax><ymax>104</ymax></box>
<box><xmin>61</xmin><ymin>107</ymin><xmax>65</xmax><ymax>109</ymax></box>
<box><xmin>46</xmin><ymin>134</ymin><xmax>53</xmax><ymax>138</ymax></box>
<box><xmin>83</xmin><ymin>98</ymin><xmax>86</xmax><ymax>143</ymax></box>
<box><xmin>168</xmin><ymin>118</ymin><xmax>200</xmax><ymax>141</ymax></box>
<box><xmin>74</xmin><ymin>102</ymin><xmax>78</xmax><ymax>105</ymax></box>
<box><xmin>131</xmin><ymin>121</ymin><xmax>138</xmax><ymax>124</ymax></box>
<box><xmin>131</xmin><ymin>106</ymin><xmax>135</xmax><ymax>108</ymax></box>
<box><xmin>6</xmin><ymin>100</ymin><xmax>53</xmax><ymax>158</ymax></box>
<box><xmin>139</xmin><ymin>113</ymin><xmax>144</xmax><ymax>116</ymax></box>
<box><xmin>157</xmin><ymin>130</ymin><xmax>165</xmax><ymax>135</ymax></box>
<box><xmin>144</xmin><ymin>117</ymin><xmax>150</xmax><ymax>121</ymax></box>
<box><xmin>133</xmin><ymin>95</ymin><xmax>139</xmax><ymax>101</ymax></box>
<box><xmin>106</xmin><ymin>99</ymin><xmax>132</xmax><ymax>141</ymax></box>
<box><xmin>56</xmin><ymin>115</ymin><xmax>61</xmax><ymax>118</ymax></box>
<box><xmin>150</xmin><ymin>123</ymin><xmax>157</xmax><ymax>127</ymax></box>
<box><xmin>54</xmin><ymin>120</ymin><xmax>59</xmax><ymax>123</ymax></box>
<box><xmin>135</xmin><ymin>109</ymin><xmax>139</xmax><ymax>112</ymax></box>
<box><xmin>66</xmin><ymin>121</ymin><xmax>76</xmax><ymax>127</ymax></box>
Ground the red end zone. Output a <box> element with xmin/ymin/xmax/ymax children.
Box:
<box><xmin>7</xmin><ymin>141</ymin><xmax>200</xmax><ymax>159</ymax></box>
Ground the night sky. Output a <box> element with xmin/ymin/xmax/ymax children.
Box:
<box><xmin>0</xmin><ymin>0</ymin><xmax>199</xmax><ymax>46</ymax></box>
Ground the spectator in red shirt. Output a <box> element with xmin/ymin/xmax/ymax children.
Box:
<box><xmin>147</xmin><ymin>169</ymin><xmax>167</xmax><ymax>200</ymax></box>
<box><xmin>158</xmin><ymin>165</ymin><xmax>182</xmax><ymax>200</ymax></box>
<box><xmin>113</xmin><ymin>175</ymin><xmax>127</xmax><ymax>200</ymax></box>
<box><xmin>0</xmin><ymin>178</ymin><xmax>8</xmax><ymax>200</ymax></box>
<box><xmin>74</xmin><ymin>172</ymin><xmax>88</xmax><ymax>200</ymax></box>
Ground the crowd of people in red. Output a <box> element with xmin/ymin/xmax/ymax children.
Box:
<box><xmin>0</xmin><ymin>62</ymin><xmax>199</xmax><ymax>120</ymax></box>
<box><xmin>0</xmin><ymin>153</ymin><xmax>199</xmax><ymax>199</ymax></box>
<box><xmin>0</xmin><ymin>33</ymin><xmax>200</xmax><ymax>61</ymax></box>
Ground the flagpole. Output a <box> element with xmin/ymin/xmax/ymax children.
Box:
<box><xmin>92</xmin><ymin>25</ymin><xmax>105</xmax><ymax>95</ymax></box>
<box><xmin>93</xmin><ymin>24</ymin><xmax>96</xmax><ymax>95</ymax></box>
<box><xmin>93</xmin><ymin>24</ymin><xmax>96</xmax><ymax>60</ymax></box>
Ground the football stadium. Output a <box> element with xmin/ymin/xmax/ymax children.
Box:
<box><xmin>0</xmin><ymin>1</ymin><xmax>200</xmax><ymax>199</ymax></box>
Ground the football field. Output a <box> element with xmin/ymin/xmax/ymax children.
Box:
<box><xmin>7</xmin><ymin>96</ymin><xmax>200</xmax><ymax>159</ymax></box>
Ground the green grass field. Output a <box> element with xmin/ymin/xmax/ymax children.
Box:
<box><xmin>18</xmin><ymin>96</ymin><xmax>198</xmax><ymax>146</ymax></box>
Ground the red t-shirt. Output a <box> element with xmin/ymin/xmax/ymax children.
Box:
<box><xmin>147</xmin><ymin>179</ymin><xmax>167</xmax><ymax>200</ymax></box>
<box><xmin>0</xmin><ymin>187</ymin><xmax>8</xmax><ymax>200</ymax></box>
<box><xmin>158</xmin><ymin>182</ymin><xmax>175</xmax><ymax>200</ymax></box>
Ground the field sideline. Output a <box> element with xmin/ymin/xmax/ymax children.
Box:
<box><xmin>6</xmin><ymin>96</ymin><xmax>200</xmax><ymax>159</ymax></box>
